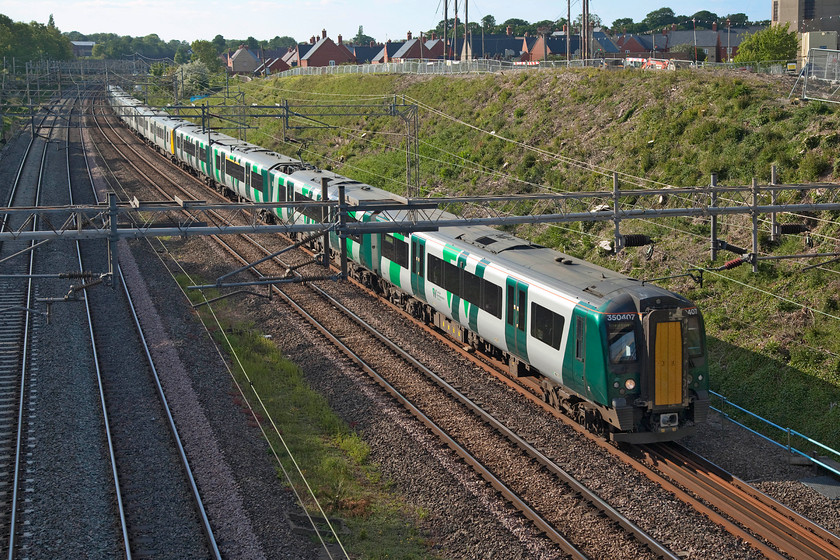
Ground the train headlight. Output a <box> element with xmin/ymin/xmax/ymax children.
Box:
<box><xmin>624</xmin><ymin>379</ymin><xmax>636</xmax><ymax>391</ymax></box>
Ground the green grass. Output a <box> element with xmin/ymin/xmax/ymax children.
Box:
<box><xmin>175</xmin><ymin>274</ymin><xmax>437</xmax><ymax>558</ymax></box>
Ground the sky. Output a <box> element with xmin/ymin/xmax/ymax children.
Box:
<box><xmin>0</xmin><ymin>1</ymin><xmax>770</xmax><ymax>44</ymax></box>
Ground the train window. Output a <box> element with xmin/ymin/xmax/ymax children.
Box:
<box><xmin>251</xmin><ymin>170</ymin><xmax>263</xmax><ymax>189</ymax></box>
<box><xmin>575</xmin><ymin>317</ymin><xmax>585</xmax><ymax>362</ymax></box>
<box><xmin>506</xmin><ymin>285</ymin><xmax>515</xmax><ymax>326</ymax></box>
<box><xmin>481</xmin><ymin>281</ymin><xmax>501</xmax><ymax>319</ymax></box>
<box><xmin>462</xmin><ymin>271</ymin><xmax>481</xmax><ymax>305</ymax></box>
<box><xmin>198</xmin><ymin>146</ymin><xmax>207</xmax><ymax>161</ymax></box>
<box><xmin>226</xmin><ymin>159</ymin><xmax>245</xmax><ymax>182</ymax></box>
<box><xmin>685</xmin><ymin>317</ymin><xmax>703</xmax><ymax>358</ymax></box>
<box><xmin>428</xmin><ymin>254</ymin><xmax>443</xmax><ymax>286</ymax></box>
<box><xmin>608</xmin><ymin>321</ymin><xmax>637</xmax><ymax>363</ymax></box>
<box><xmin>517</xmin><ymin>289</ymin><xmax>527</xmax><ymax>331</ymax></box>
<box><xmin>442</xmin><ymin>259</ymin><xmax>460</xmax><ymax>294</ymax></box>
<box><xmin>411</xmin><ymin>239</ymin><xmax>424</xmax><ymax>277</ymax></box>
<box><xmin>176</xmin><ymin>135</ymin><xmax>182</xmax><ymax>149</ymax></box>
<box><xmin>380</xmin><ymin>234</ymin><xmax>407</xmax><ymax>268</ymax></box>
<box><xmin>531</xmin><ymin>303</ymin><xmax>564</xmax><ymax>350</ymax></box>
<box><xmin>184</xmin><ymin>140</ymin><xmax>196</xmax><ymax>157</ymax></box>
<box><xmin>294</xmin><ymin>191</ymin><xmax>321</xmax><ymax>222</ymax></box>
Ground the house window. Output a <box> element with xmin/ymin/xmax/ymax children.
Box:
<box><xmin>329</xmin><ymin>60</ymin><xmax>336</xmax><ymax>66</ymax></box>
<box><xmin>803</xmin><ymin>0</ymin><xmax>815</xmax><ymax>20</ymax></box>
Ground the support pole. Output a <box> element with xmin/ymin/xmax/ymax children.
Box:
<box><xmin>321</xmin><ymin>177</ymin><xmax>330</xmax><ymax>267</ymax></box>
<box><xmin>108</xmin><ymin>192</ymin><xmax>119</xmax><ymax>289</ymax></box>
<box><xmin>710</xmin><ymin>173</ymin><xmax>718</xmax><ymax>261</ymax></box>
<box><xmin>752</xmin><ymin>177</ymin><xmax>759</xmax><ymax>273</ymax></box>
<box><xmin>770</xmin><ymin>164</ymin><xmax>778</xmax><ymax>242</ymax></box>
<box><xmin>338</xmin><ymin>184</ymin><xmax>348</xmax><ymax>280</ymax></box>
<box><xmin>613</xmin><ymin>172</ymin><xmax>622</xmax><ymax>253</ymax></box>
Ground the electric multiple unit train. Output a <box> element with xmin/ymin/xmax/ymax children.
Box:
<box><xmin>109</xmin><ymin>85</ymin><xmax>709</xmax><ymax>443</ymax></box>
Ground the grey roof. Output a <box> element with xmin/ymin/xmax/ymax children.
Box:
<box><xmin>71</xmin><ymin>41</ymin><xmax>95</xmax><ymax>47</ymax></box>
<box><xmin>666</xmin><ymin>29</ymin><xmax>719</xmax><ymax>48</ymax></box>
<box><xmin>391</xmin><ymin>38</ymin><xmax>420</xmax><ymax>59</ymax></box>
<box><xmin>634</xmin><ymin>34</ymin><xmax>668</xmax><ymax>51</ymax></box>
<box><xmin>349</xmin><ymin>45</ymin><xmax>382</xmax><ymax>63</ymax></box>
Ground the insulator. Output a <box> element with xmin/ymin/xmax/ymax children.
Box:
<box><xmin>623</xmin><ymin>234</ymin><xmax>652</xmax><ymax>247</ymax></box>
<box><xmin>779</xmin><ymin>223</ymin><xmax>809</xmax><ymax>234</ymax></box>
<box><xmin>717</xmin><ymin>240</ymin><xmax>747</xmax><ymax>255</ymax></box>
<box><xmin>723</xmin><ymin>257</ymin><xmax>745</xmax><ymax>269</ymax></box>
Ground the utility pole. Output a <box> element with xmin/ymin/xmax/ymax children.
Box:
<box><xmin>464</xmin><ymin>0</ymin><xmax>469</xmax><ymax>61</ymax></box>
<box><xmin>444</xmin><ymin>0</ymin><xmax>448</xmax><ymax>60</ymax></box>
<box><xmin>453</xmin><ymin>0</ymin><xmax>458</xmax><ymax>61</ymax></box>
<box><xmin>567</xmin><ymin>0</ymin><xmax>571</xmax><ymax>64</ymax></box>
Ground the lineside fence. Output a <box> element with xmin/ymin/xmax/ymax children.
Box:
<box><xmin>710</xmin><ymin>390</ymin><xmax>840</xmax><ymax>477</ymax></box>
<box><xmin>272</xmin><ymin>57</ymin><xmax>798</xmax><ymax>79</ymax></box>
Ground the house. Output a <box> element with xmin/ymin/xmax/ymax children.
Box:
<box><xmin>71</xmin><ymin>41</ymin><xmax>95</xmax><ymax>58</ymax></box>
<box><xmin>254</xmin><ymin>57</ymin><xmax>290</xmax><ymax>76</ymax></box>
<box><xmin>228</xmin><ymin>46</ymin><xmax>260</xmax><ymax>74</ymax></box>
<box><xmin>614</xmin><ymin>33</ymin><xmax>667</xmax><ymax>57</ymax></box>
<box><xmin>390</xmin><ymin>33</ymin><xmax>443</xmax><ymax>61</ymax></box>
<box><xmin>663</xmin><ymin>28</ymin><xmax>722</xmax><ymax>62</ymax></box>
<box><xmin>348</xmin><ymin>42</ymin><xmax>384</xmax><ymax>64</ymax></box>
<box><xmin>300</xmin><ymin>36</ymin><xmax>355</xmax><ymax>67</ymax></box>
<box><xmin>460</xmin><ymin>34</ymin><xmax>525</xmax><ymax>60</ymax></box>
<box><xmin>521</xmin><ymin>35</ymin><xmax>583</xmax><ymax>61</ymax></box>
<box><xmin>372</xmin><ymin>41</ymin><xmax>406</xmax><ymax>64</ymax></box>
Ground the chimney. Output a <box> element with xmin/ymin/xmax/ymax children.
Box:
<box><xmin>338</xmin><ymin>34</ymin><xmax>343</xmax><ymax>45</ymax></box>
<box><xmin>432</xmin><ymin>32</ymin><xmax>437</xmax><ymax>40</ymax></box>
<box><xmin>506</xmin><ymin>25</ymin><xmax>512</xmax><ymax>36</ymax></box>
<box><xmin>712</xmin><ymin>22</ymin><xmax>718</xmax><ymax>31</ymax></box>
<box><xmin>524</xmin><ymin>31</ymin><xmax>529</xmax><ymax>37</ymax></box>
<box><xmin>322</xmin><ymin>29</ymin><xmax>327</xmax><ymax>39</ymax></box>
<box><xmin>370</xmin><ymin>40</ymin><xmax>375</xmax><ymax>47</ymax></box>
<box><xmin>407</xmin><ymin>31</ymin><xmax>412</xmax><ymax>40</ymax></box>
<box><xmin>672</xmin><ymin>23</ymin><xmax>677</xmax><ymax>31</ymax></box>
<box><xmin>563</xmin><ymin>24</ymin><xmax>567</xmax><ymax>34</ymax></box>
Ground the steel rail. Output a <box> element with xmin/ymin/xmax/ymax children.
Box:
<box><xmin>7</xmin><ymin>108</ymin><xmax>52</xmax><ymax>560</ymax></box>
<box><xmin>74</xmin><ymin>90</ymin><xmax>132</xmax><ymax>559</ymax></box>
<box><xmin>647</xmin><ymin>443</ymin><xmax>840</xmax><ymax>560</ymax></box>
<box><xmin>210</xmin><ymin>233</ymin><xmax>589</xmax><ymax>559</ymax></box>
<box><xmin>89</xmin><ymin>92</ymin><xmax>222</xmax><ymax>559</ymax></box>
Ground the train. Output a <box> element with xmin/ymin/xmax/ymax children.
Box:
<box><xmin>108</xmin><ymin>85</ymin><xmax>710</xmax><ymax>444</ymax></box>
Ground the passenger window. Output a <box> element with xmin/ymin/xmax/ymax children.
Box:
<box><xmin>575</xmin><ymin>317</ymin><xmax>585</xmax><ymax>362</ymax></box>
<box><xmin>608</xmin><ymin>321</ymin><xmax>637</xmax><ymax>363</ymax></box>
<box><xmin>531</xmin><ymin>302</ymin><xmax>564</xmax><ymax>350</ymax></box>
<box><xmin>685</xmin><ymin>317</ymin><xmax>703</xmax><ymax>358</ymax></box>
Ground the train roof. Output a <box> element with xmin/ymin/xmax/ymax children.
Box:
<box><xmin>177</xmin><ymin>123</ymin><xmax>300</xmax><ymax>168</ymax></box>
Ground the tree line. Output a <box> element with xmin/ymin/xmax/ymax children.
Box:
<box><xmin>427</xmin><ymin>8</ymin><xmax>769</xmax><ymax>38</ymax></box>
<box><xmin>0</xmin><ymin>14</ymin><xmax>72</xmax><ymax>65</ymax></box>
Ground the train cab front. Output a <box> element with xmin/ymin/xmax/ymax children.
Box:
<box><xmin>603</xmin><ymin>292</ymin><xmax>710</xmax><ymax>444</ymax></box>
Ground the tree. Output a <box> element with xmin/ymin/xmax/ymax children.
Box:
<box><xmin>190</xmin><ymin>39</ymin><xmax>221</xmax><ymax>72</ymax></box>
<box><xmin>611</xmin><ymin>18</ymin><xmax>640</xmax><ymax>34</ymax></box>
<box><xmin>212</xmin><ymin>34</ymin><xmax>226</xmax><ymax>52</ymax></box>
<box><xmin>481</xmin><ymin>15</ymin><xmax>496</xmax><ymax>30</ymax></box>
<box><xmin>725</xmin><ymin>13</ymin><xmax>749</xmax><ymax>27</ymax></box>
<box><xmin>690</xmin><ymin>11</ymin><xmax>719</xmax><ymax>29</ymax></box>
<box><xmin>267</xmin><ymin>35</ymin><xmax>296</xmax><ymax>50</ymax></box>
<box><xmin>642</xmin><ymin>8</ymin><xmax>678</xmax><ymax>30</ymax></box>
<box><xmin>174</xmin><ymin>45</ymin><xmax>189</xmax><ymax>64</ymax></box>
<box><xmin>352</xmin><ymin>25</ymin><xmax>375</xmax><ymax>45</ymax></box>
<box><xmin>733</xmin><ymin>23</ymin><xmax>798</xmax><ymax>63</ymax></box>
<box><xmin>176</xmin><ymin>60</ymin><xmax>209</xmax><ymax>98</ymax></box>
<box><xmin>573</xmin><ymin>13</ymin><xmax>603</xmax><ymax>29</ymax></box>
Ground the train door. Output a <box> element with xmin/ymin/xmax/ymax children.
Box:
<box><xmin>410</xmin><ymin>237</ymin><xmax>426</xmax><ymax>301</ymax></box>
<box><xmin>643</xmin><ymin>310</ymin><xmax>684</xmax><ymax>407</ymax></box>
<box><xmin>505</xmin><ymin>278</ymin><xmax>529</xmax><ymax>361</ymax></box>
<box><xmin>569</xmin><ymin>314</ymin><xmax>587</xmax><ymax>394</ymax></box>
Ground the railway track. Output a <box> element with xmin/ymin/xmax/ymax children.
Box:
<box><xmin>81</xmin><ymin>91</ymin><xmax>221</xmax><ymax>558</ymax></box>
<box><xmin>1</xmin><ymin>97</ymin><xmax>65</xmax><ymax>556</ymax></box>
<box><xmin>95</xmin><ymin>88</ymin><xmax>840</xmax><ymax>559</ymax></box>
<box><xmin>92</xmin><ymin>90</ymin><xmax>685</xmax><ymax>558</ymax></box>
